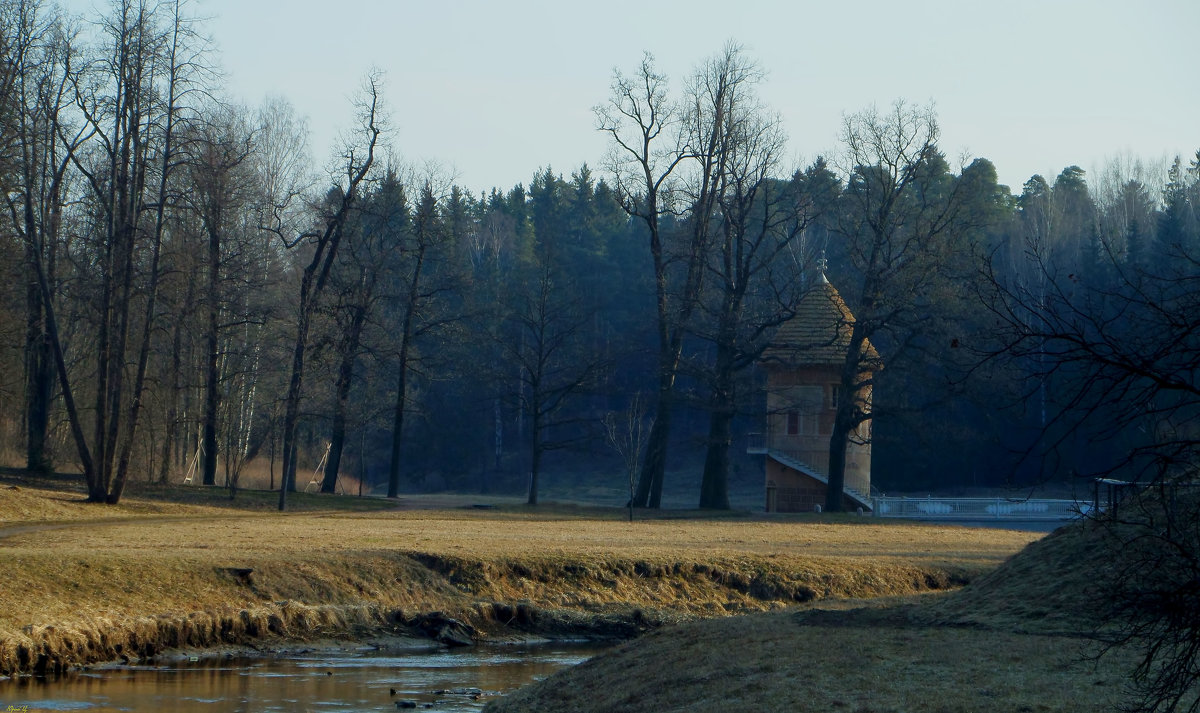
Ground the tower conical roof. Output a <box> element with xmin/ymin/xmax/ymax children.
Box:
<box><xmin>762</xmin><ymin>275</ymin><xmax>878</xmax><ymax>367</ymax></box>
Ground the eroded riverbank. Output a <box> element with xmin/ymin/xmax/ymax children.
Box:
<box><xmin>1</xmin><ymin>639</ymin><xmax>610</xmax><ymax>712</ymax></box>
<box><xmin>0</xmin><ymin>481</ymin><xmax>1041</xmax><ymax>677</ymax></box>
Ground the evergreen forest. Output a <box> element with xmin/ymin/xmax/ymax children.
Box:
<box><xmin>4</xmin><ymin>1</ymin><xmax>1198</xmax><ymax>508</ymax></box>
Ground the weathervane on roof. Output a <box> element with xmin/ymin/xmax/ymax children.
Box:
<box><xmin>816</xmin><ymin>250</ymin><xmax>829</xmax><ymax>284</ymax></box>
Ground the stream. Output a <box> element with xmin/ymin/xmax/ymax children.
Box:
<box><xmin>0</xmin><ymin>641</ymin><xmax>607</xmax><ymax>712</ymax></box>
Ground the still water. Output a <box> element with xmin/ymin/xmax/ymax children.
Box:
<box><xmin>0</xmin><ymin>642</ymin><xmax>605</xmax><ymax>712</ymax></box>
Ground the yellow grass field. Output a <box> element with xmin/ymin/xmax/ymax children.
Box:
<box><xmin>4</xmin><ymin>474</ymin><xmax>1142</xmax><ymax>713</ymax></box>
<box><xmin>0</xmin><ymin>476</ymin><xmax>1040</xmax><ymax>678</ymax></box>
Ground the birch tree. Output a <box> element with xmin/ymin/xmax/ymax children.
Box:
<box><xmin>183</xmin><ymin>105</ymin><xmax>254</xmax><ymax>487</ymax></box>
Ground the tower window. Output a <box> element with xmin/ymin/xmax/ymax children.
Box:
<box><xmin>785</xmin><ymin>410</ymin><xmax>817</xmax><ymax>436</ymax></box>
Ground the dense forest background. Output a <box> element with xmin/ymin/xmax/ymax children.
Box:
<box><xmin>3</xmin><ymin>0</ymin><xmax>1198</xmax><ymax>507</ymax></box>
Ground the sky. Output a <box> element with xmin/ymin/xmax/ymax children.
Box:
<box><xmin>62</xmin><ymin>0</ymin><xmax>1200</xmax><ymax>195</ymax></box>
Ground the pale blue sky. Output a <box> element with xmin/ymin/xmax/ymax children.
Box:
<box><xmin>64</xmin><ymin>0</ymin><xmax>1199</xmax><ymax>194</ymax></box>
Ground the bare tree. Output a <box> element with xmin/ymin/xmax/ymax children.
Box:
<box><xmin>978</xmin><ymin>196</ymin><xmax>1200</xmax><ymax>710</ymax></box>
<box><xmin>271</xmin><ymin>73</ymin><xmax>382</xmax><ymax>511</ymax></box>
<box><xmin>313</xmin><ymin>169</ymin><xmax>407</xmax><ymax>494</ymax></box>
<box><xmin>604</xmin><ymin>392</ymin><xmax>653</xmax><ymax>521</ymax></box>
<box><xmin>685</xmin><ymin>47</ymin><xmax>817</xmax><ymax>509</ymax></box>
<box><xmin>384</xmin><ymin>178</ymin><xmax>465</xmax><ymax>498</ymax></box>
<box><xmin>595</xmin><ymin>53</ymin><xmax>690</xmax><ymax>508</ymax></box>
<box><xmin>6</xmin><ymin>0</ymin><xmax>196</xmax><ymax>502</ymax></box>
<box><xmin>182</xmin><ymin>104</ymin><xmax>255</xmax><ymax>488</ymax></box>
<box><xmin>1</xmin><ymin>0</ymin><xmax>77</xmax><ymax>474</ymax></box>
<box><xmin>596</xmin><ymin>45</ymin><xmax>743</xmax><ymax>508</ymax></box>
<box><xmin>107</xmin><ymin>0</ymin><xmax>199</xmax><ymax>502</ymax></box>
<box><xmin>499</xmin><ymin>256</ymin><xmax>610</xmax><ymax>506</ymax></box>
<box><xmin>824</xmin><ymin>101</ymin><xmax>973</xmax><ymax>511</ymax></box>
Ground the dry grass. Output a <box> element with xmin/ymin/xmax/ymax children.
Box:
<box><xmin>0</xmin><ymin>472</ymin><xmax>396</xmax><ymax>525</ymax></box>
<box><xmin>0</xmin><ymin>476</ymin><xmax>1040</xmax><ymax>676</ymax></box>
<box><xmin>0</xmin><ymin>509</ymin><xmax>1035</xmax><ymax>631</ymax></box>
<box><xmin>925</xmin><ymin>517</ymin><xmax>1113</xmax><ymax>634</ymax></box>
<box><xmin>487</xmin><ymin>607</ymin><xmax>1136</xmax><ymax>713</ymax></box>
<box><xmin>486</xmin><ymin>508</ymin><xmax>1157</xmax><ymax>712</ymax></box>
<box><xmin>0</xmin><ymin>480</ymin><xmax>222</xmax><ymax>523</ymax></box>
<box><xmin>8</xmin><ymin>507</ymin><xmax>1034</xmax><ymax>565</ymax></box>
<box><xmin>215</xmin><ymin>457</ymin><xmax>368</xmax><ymax>495</ymax></box>
<box><xmin>0</xmin><ymin>472</ymin><xmax>1143</xmax><ymax>711</ymax></box>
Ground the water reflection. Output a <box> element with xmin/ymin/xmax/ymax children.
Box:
<box><xmin>0</xmin><ymin>642</ymin><xmax>605</xmax><ymax>712</ymax></box>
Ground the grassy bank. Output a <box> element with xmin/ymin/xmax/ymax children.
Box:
<box><xmin>0</xmin><ymin>476</ymin><xmax>1038</xmax><ymax>676</ymax></box>
<box><xmin>487</xmin><ymin>605</ymin><xmax>1136</xmax><ymax>713</ymax></box>
<box><xmin>487</xmin><ymin>517</ymin><xmax>1147</xmax><ymax>713</ymax></box>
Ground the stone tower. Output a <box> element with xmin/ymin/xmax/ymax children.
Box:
<box><xmin>752</xmin><ymin>272</ymin><xmax>876</xmax><ymax>512</ymax></box>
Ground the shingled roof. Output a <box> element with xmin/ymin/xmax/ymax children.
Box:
<box><xmin>762</xmin><ymin>273</ymin><xmax>878</xmax><ymax>367</ymax></box>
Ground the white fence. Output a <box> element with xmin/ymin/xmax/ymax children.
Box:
<box><xmin>871</xmin><ymin>496</ymin><xmax>1089</xmax><ymax>521</ymax></box>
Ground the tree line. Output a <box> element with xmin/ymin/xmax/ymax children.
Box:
<box><xmin>3</xmin><ymin>1</ymin><xmax>1198</xmax><ymax>512</ymax></box>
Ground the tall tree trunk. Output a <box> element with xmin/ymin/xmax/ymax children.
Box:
<box><xmin>699</xmin><ymin>338</ymin><xmax>736</xmax><ymax>510</ymax></box>
<box><xmin>387</xmin><ymin>235</ymin><xmax>427</xmax><ymax>499</ymax></box>
<box><xmin>278</xmin><ymin>80</ymin><xmax>379</xmax><ymax>511</ymax></box>
<box><xmin>159</xmin><ymin>273</ymin><xmax>193</xmax><ymax>483</ymax></box>
<box><xmin>825</xmin><ymin>411</ymin><xmax>851</xmax><ymax>513</ymax></box>
<box><xmin>527</xmin><ymin>407</ymin><xmax>542</xmax><ymax>506</ymax></box>
<box><xmin>100</xmin><ymin>58</ymin><xmax>149</xmax><ymax>498</ymax></box>
<box><xmin>279</xmin><ymin>219</ymin><xmax>345</xmax><ymax>505</ymax></box>
<box><xmin>268</xmin><ymin>416</ymin><xmax>276</xmax><ymax>491</ymax></box>
<box><xmin>700</xmin><ymin>308</ymin><xmax>742</xmax><ymax>510</ymax></box>
<box><xmin>91</xmin><ymin>247</ymin><xmax>114</xmax><ymax>500</ymax></box>
<box><xmin>159</xmin><ymin>300</ymin><xmax>184</xmax><ymax>483</ymax></box>
<box><xmin>279</xmin><ymin>309</ymin><xmax>309</xmax><ymax>501</ymax></box>
<box><xmin>324</xmin><ymin>305</ymin><xmax>365</xmax><ymax>493</ymax></box>
<box><xmin>324</xmin><ymin>399</ymin><xmax>347</xmax><ymax>494</ymax></box>
<box><xmin>202</xmin><ymin>220</ymin><xmax>220</xmax><ymax>486</ymax></box>
<box><xmin>27</xmin><ymin>233</ymin><xmax>95</xmax><ymax>491</ymax></box>
<box><xmin>635</xmin><ymin>387</ymin><xmax>672</xmax><ymax>508</ymax></box>
<box><xmin>637</xmin><ymin>323</ymin><xmax>690</xmax><ymax>509</ymax></box>
<box><xmin>699</xmin><ymin>409</ymin><xmax>733</xmax><ymax>510</ymax></box>
<box><xmin>634</xmin><ymin>223</ymin><xmax>673</xmax><ymax>509</ymax></box>
<box><xmin>825</xmin><ymin>327</ymin><xmax>869</xmax><ymax>513</ymax></box>
<box><xmin>634</xmin><ymin>204</ymin><xmax>708</xmax><ymax>508</ymax></box>
<box><xmin>109</xmin><ymin>206</ymin><xmax>166</xmax><ymax>503</ymax></box>
<box><xmin>386</xmin><ymin>338</ymin><xmax>409</xmax><ymax>499</ymax></box>
<box><xmin>24</xmin><ymin>266</ymin><xmax>53</xmax><ymax>472</ymax></box>
<box><xmin>109</xmin><ymin>17</ymin><xmax>181</xmax><ymax>504</ymax></box>
<box><xmin>99</xmin><ymin>164</ymin><xmax>140</xmax><ymax>498</ymax></box>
